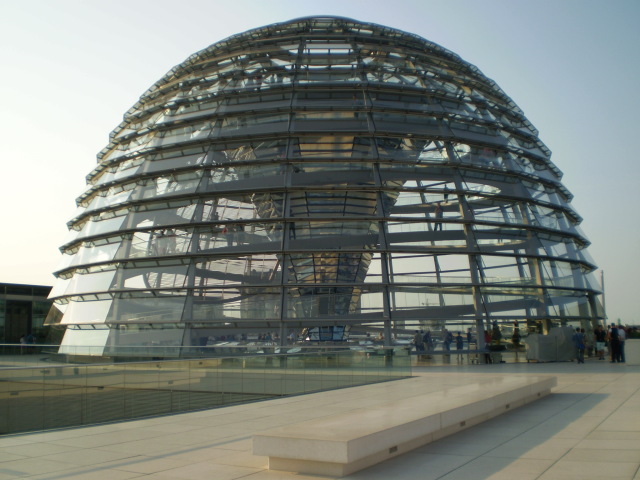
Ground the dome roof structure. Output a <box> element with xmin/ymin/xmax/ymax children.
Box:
<box><xmin>47</xmin><ymin>16</ymin><xmax>604</xmax><ymax>355</ymax></box>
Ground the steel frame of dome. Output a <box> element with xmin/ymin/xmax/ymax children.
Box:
<box><xmin>47</xmin><ymin>16</ymin><xmax>604</xmax><ymax>354</ymax></box>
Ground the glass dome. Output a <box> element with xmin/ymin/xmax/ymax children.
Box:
<box><xmin>47</xmin><ymin>16</ymin><xmax>604</xmax><ymax>354</ymax></box>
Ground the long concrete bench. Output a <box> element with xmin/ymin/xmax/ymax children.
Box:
<box><xmin>253</xmin><ymin>375</ymin><xmax>556</xmax><ymax>477</ymax></box>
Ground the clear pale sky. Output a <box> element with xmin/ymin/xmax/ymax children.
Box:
<box><xmin>0</xmin><ymin>0</ymin><xmax>638</xmax><ymax>324</ymax></box>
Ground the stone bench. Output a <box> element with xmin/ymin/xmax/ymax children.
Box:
<box><xmin>253</xmin><ymin>375</ymin><xmax>556</xmax><ymax>477</ymax></box>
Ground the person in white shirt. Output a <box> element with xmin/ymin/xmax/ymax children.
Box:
<box><xmin>618</xmin><ymin>325</ymin><xmax>626</xmax><ymax>363</ymax></box>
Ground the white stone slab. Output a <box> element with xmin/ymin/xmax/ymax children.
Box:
<box><xmin>253</xmin><ymin>375</ymin><xmax>556</xmax><ymax>477</ymax></box>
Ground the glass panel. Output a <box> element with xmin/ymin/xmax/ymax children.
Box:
<box><xmin>219</xmin><ymin>112</ymin><xmax>289</xmax><ymax>137</ymax></box>
<box><xmin>126</xmin><ymin>228</ymin><xmax>192</xmax><ymax>259</ymax></box>
<box><xmin>60</xmin><ymin>300</ymin><xmax>112</xmax><ymax>324</ymax></box>
<box><xmin>196</xmin><ymin>194</ymin><xmax>261</xmax><ymax>221</ymax></box>
<box><xmin>284</xmin><ymin>285</ymin><xmax>384</xmax><ymax>318</ymax></box>
<box><xmin>120</xmin><ymin>265</ymin><xmax>189</xmax><ymax>289</ymax></box>
<box><xmin>69</xmin><ymin>243</ymin><xmax>121</xmax><ymax>268</ymax></box>
<box><xmin>136</xmin><ymin>171</ymin><xmax>202</xmax><ymax>200</ymax></box>
<box><xmin>293</xmin><ymin>110</ymin><xmax>367</xmax><ymax>132</ymax></box>
<box><xmin>209</xmin><ymin>139</ymin><xmax>288</xmax><ymax>163</ymax></box>
<box><xmin>545</xmin><ymin>289</ymin><xmax>591</xmax><ymax>318</ymax></box>
<box><xmin>92</xmin><ymin>158</ymin><xmax>144</xmax><ymax>187</ymax></box>
<box><xmin>196</xmin><ymin>223</ymin><xmax>283</xmax><ymax>252</ymax></box>
<box><xmin>292</xmin><ymin>135</ymin><xmax>375</xmax><ymax>159</ymax></box>
<box><xmin>234</xmin><ymin>163</ymin><xmax>287</xmax><ymax>182</ymax></box>
<box><xmin>191</xmin><ymin>287</ymin><xmax>280</xmax><ymax>321</ymax></box>
<box><xmin>291</xmin><ymin>189</ymin><xmax>377</xmax><ymax>215</ymax></box>
<box><xmin>391</xmin><ymin>192</ymin><xmax>462</xmax><ymax>219</ymax></box>
<box><xmin>48</xmin><ymin>277</ymin><xmax>72</xmax><ymax>299</ymax></box>
<box><xmin>64</xmin><ymin>270</ymin><xmax>117</xmax><ymax>296</ymax></box>
<box><xmin>286</xmin><ymin>252</ymin><xmax>373</xmax><ymax>284</ymax></box>
<box><xmin>0</xmin><ymin>348</ymin><xmax>410</xmax><ymax>434</ymax></box>
<box><xmin>375</xmin><ymin>137</ymin><xmax>424</xmax><ymax>162</ymax></box>
<box><xmin>389</xmin><ymin>253</ymin><xmax>447</xmax><ymax>283</ymax></box>
<box><xmin>143</xmin><ymin>152</ymin><xmax>207</xmax><ymax>174</ymax></box>
<box><xmin>111</xmin><ymin>296</ymin><xmax>187</xmax><ymax>323</ymax></box>
<box><xmin>194</xmin><ymin>254</ymin><xmax>281</xmax><ymax>286</ymax></box>
<box><xmin>129</xmin><ymin>203</ymin><xmax>197</xmax><ymax>229</ymax></box>
<box><xmin>289</xmin><ymin>220</ymin><xmax>379</xmax><ymax>241</ymax></box>
<box><xmin>372</xmin><ymin>112</ymin><xmax>441</xmax><ymax>135</ymax></box>
<box><xmin>389</xmin><ymin>285</ymin><xmax>475</xmax><ymax>314</ymax></box>
<box><xmin>386</xmin><ymin>220</ymin><xmax>467</xmax><ymax>248</ymax></box>
<box><xmin>473</xmin><ymin>226</ymin><xmax>530</xmax><ymax>248</ymax></box>
<box><xmin>83</xmin><ymin>188</ymin><xmax>134</xmax><ymax>213</ymax></box>
<box><xmin>58</xmin><ymin>327</ymin><xmax>110</xmax><ymax>354</ymax></box>
<box><xmin>290</xmin><ymin>166</ymin><xmax>374</xmax><ymax>189</ymax></box>
<box><xmin>76</xmin><ymin>215</ymin><xmax>127</xmax><ymax>241</ymax></box>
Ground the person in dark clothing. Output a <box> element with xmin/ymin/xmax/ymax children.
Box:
<box><xmin>433</xmin><ymin>202</ymin><xmax>444</xmax><ymax>231</ymax></box>
<box><xmin>412</xmin><ymin>330</ymin><xmax>425</xmax><ymax>356</ymax></box>
<box><xmin>594</xmin><ymin>325</ymin><xmax>607</xmax><ymax>360</ymax></box>
<box><xmin>483</xmin><ymin>330</ymin><xmax>492</xmax><ymax>364</ymax></box>
<box><xmin>423</xmin><ymin>330</ymin><xmax>433</xmax><ymax>356</ymax></box>
<box><xmin>442</xmin><ymin>329</ymin><xmax>452</xmax><ymax>353</ymax></box>
<box><xmin>455</xmin><ymin>332</ymin><xmax>464</xmax><ymax>363</ymax></box>
<box><xmin>618</xmin><ymin>324</ymin><xmax>627</xmax><ymax>363</ymax></box>
<box><xmin>608</xmin><ymin>324</ymin><xmax>621</xmax><ymax>363</ymax></box>
<box><xmin>572</xmin><ymin>327</ymin><xmax>585</xmax><ymax>364</ymax></box>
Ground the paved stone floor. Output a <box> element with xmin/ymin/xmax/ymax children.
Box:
<box><xmin>0</xmin><ymin>341</ymin><xmax>639</xmax><ymax>480</ymax></box>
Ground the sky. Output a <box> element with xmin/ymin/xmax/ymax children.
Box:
<box><xmin>0</xmin><ymin>0</ymin><xmax>638</xmax><ymax>324</ymax></box>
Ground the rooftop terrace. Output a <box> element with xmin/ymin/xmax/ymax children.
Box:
<box><xmin>0</xmin><ymin>342</ymin><xmax>638</xmax><ymax>480</ymax></box>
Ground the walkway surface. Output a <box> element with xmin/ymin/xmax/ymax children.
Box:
<box><xmin>1</xmin><ymin>342</ymin><xmax>639</xmax><ymax>480</ymax></box>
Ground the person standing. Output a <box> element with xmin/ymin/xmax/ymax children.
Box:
<box><xmin>413</xmin><ymin>330</ymin><xmax>424</xmax><ymax>357</ymax></box>
<box><xmin>455</xmin><ymin>332</ymin><xmax>464</xmax><ymax>363</ymax></box>
<box><xmin>511</xmin><ymin>322</ymin><xmax>521</xmax><ymax>348</ymax></box>
<box><xmin>442</xmin><ymin>329</ymin><xmax>452</xmax><ymax>354</ymax></box>
<box><xmin>572</xmin><ymin>328</ymin><xmax>585</xmax><ymax>364</ymax></box>
<box><xmin>594</xmin><ymin>325</ymin><xmax>606</xmax><ymax>360</ymax></box>
<box><xmin>607</xmin><ymin>324</ymin><xmax>621</xmax><ymax>363</ymax></box>
<box><xmin>483</xmin><ymin>330</ymin><xmax>493</xmax><ymax>364</ymax></box>
<box><xmin>433</xmin><ymin>203</ymin><xmax>443</xmax><ymax>231</ymax></box>
<box><xmin>618</xmin><ymin>325</ymin><xmax>626</xmax><ymax>363</ymax></box>
<box><xmin>156</xmin><ymin>230</ymin><xmax>167</xmax><ymax>255</ymax></box>
<box><xmin>165</xmin><ymin>229</ymin><xmax>177</xmax><ymax>253</ymax></box>
<box><xmin>581</xmin><ymin>328</ymin><xmax>588</xmax><ymax>360</ymax></box>
<box><xmin>423</xmin><ymin>330</ymin><xmax>434</xmax><ymax>357</ymax></box>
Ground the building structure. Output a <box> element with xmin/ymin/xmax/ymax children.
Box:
<box><xmin>46</xmin><ymin>16</ymin><xmax>605</xmax><ymax>355</ymax></box>
<box><xmin>1</xmin><ymin>283</ymin><xmax>52</xmax><ymax>344</ymax></box>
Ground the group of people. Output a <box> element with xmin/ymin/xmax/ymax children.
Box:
<box><xmin>601</xmin><ymin>323</ymin><xmax>627</xmax><ymax>363</ymax></box>
<box><xmin>412</xmin><ymin>328</ymin><xmax>472</xmax><ymax>363</ymax></box>
<box><xmin>574</xmin><ymin>323</ymin><xmax>628</xmax><ymax>364</ymax></box>
<box><xmin>221</xmin><ymin>224</ymin><xmax>245</xmax><ymax>246</ymax></box>
<box><xmin>411</xmin><ymin>322</ymin><xmax>629</xmax><ymax>366</ymax></box>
